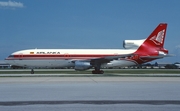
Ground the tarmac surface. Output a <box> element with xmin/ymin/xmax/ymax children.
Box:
<box><xmin>0</xmin><ymin>76</ymin><xmax>180</xmax><ymax>111</ymax></box>
<box><xmin>1</xmin><ymin>73</ymin><xmax>180</xmax><ymax>77</ymax></box>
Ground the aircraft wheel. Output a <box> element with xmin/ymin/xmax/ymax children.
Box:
<box><xmin>92</xmin><ymin>70</ymin><xmax>104</xmax><ymax>74</ymax></box>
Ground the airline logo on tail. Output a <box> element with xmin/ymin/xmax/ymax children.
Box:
<box><xmin>150</xmin><ymin>29</ymin><xmax>165</xmax><ymax>45</ymax></box>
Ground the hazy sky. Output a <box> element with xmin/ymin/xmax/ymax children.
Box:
<box><xmin>0</xmin><ymin>0</ymin><xmax>180</xmax><ymax>63</ymax></box>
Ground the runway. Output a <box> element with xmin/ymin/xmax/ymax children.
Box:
<box><xmin>0</xmin><ymin>76</ymin><xmax>180</xmax><ymax>111</ymax></box>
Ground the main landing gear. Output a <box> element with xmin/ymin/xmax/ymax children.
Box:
<box><xmin>92</xmin><ymin>70</ymin><xmax>104</xmax><ymax>74</ymax></box>
<box><xmin>91</xmin><ymin>62</ymin><xmax>104</xmax><ymax>74</ymax></box>
<box><xmin>92</xmin><ymin>67</ymin><xmax>104</xmax><ymax>74</ymax></box>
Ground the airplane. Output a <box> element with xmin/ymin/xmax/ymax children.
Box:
<box><xmin>5</xmin><ymin>23</ymin><xmax>172</xmax><ymax>74</ymax></box>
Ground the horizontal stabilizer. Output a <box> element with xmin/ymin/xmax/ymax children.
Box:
<box><xmin>140</xmin><ymin>54</ymin><xmax>175</xmax><ymax>59</ymax></box>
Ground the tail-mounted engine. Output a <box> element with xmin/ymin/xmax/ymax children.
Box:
<box><xmin>123</xmin><ymin>39</ymin><xmax>145</xmax><ymax>49</ymax></box>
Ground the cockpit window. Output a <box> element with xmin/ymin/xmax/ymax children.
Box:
<box><xmin>8</xmin><ymin>55</ymin><xmax>14</xmax><ymax>57</ymax></box>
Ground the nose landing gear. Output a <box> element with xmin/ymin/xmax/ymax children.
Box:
<box><xmin>31</xmin><ymin>69</ymin><xmax>34</xmax><ymax>74</ymax></box>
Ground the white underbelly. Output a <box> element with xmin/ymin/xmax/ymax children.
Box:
<box><xmin>5</xmin><ymin>60</ymin><xmax>74</xmax><ymax>68</ymax></box>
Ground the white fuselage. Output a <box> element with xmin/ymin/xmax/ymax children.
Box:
<box><xmin>5</xmin><ymin>49</ymin><xmax>137</xmax><ymax>68</ymax></box>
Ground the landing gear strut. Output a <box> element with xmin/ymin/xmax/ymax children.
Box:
<box><xmin>92</xmin><ymin>61</ymin><xmax>104</xmax><ymax>74</ymax></box>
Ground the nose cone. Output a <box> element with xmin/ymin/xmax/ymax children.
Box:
<box><xmin>5</xmin><ymin>55</ymin><xmax>14</xmax><ymax>60</ymax></box>
<box><xmin>4</xmin><ymin>55</ymin><xmax>15</xmax><ymax>65</ymax></box>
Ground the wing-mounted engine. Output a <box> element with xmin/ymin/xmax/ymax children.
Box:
<box><xmin>74</xmin><ymin>61</ymin><xmax>92</xmax><ymax>71</ymax></box>
<box><xmin>123</xmin><ymin>39</ymin><xmax>145</xmax><ymax>49</ymax></box>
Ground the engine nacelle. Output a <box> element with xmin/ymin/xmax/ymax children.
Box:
<box><xmin>74</xmin><ymin>61</ymin><xmax>92</xmax><ymax>71</ymax></box>
<box><xmin>123</xmin><ymin>39</ymin><xmax>145</xmax><ymax>49</ymax></box>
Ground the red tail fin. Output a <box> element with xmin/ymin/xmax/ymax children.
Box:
<box><xmin>135</xmin><ymin>23</ymin><xmax>168</xmax><ymax>57</ymax></box>
<box><xmin>144</xmin><ymin>23</ymin><xmax>167</xmax><ymax>48</ymax></box>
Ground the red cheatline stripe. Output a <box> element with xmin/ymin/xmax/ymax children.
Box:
<box><xmin>5</xmin><ymin>57</ymin><xmax>95</xmax><ymax>60</ymax></box>
<box><xmin>6</xmin><ymin>54</ymin><xmax>120</xmax><ymax>60</ymax></box>
<box><xmin>12</xmin><ymin>54</ymin><xmax>114</xmax><ymax>58</ymax></box>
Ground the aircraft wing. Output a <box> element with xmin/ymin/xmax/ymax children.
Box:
<box><xmin>75</xmin><ymin>54</ymin><xmax>133</xmax><ymax>63</ymax></box>
<box><xmin>95</xmin><ymin>54</ymin><xmax>133</xmax><ymax>60</ymax></box>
